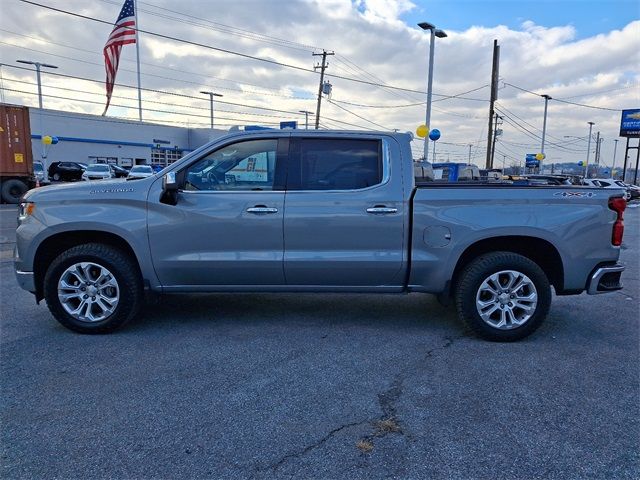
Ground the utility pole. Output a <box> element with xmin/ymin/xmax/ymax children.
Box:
<box><xmin>612</xmin><ymin>139</ymin><xmax>619</xmax><ymax>178</ymax></box>
<box><xmin>200</xmin><ymin>91</ymin><xmax>223</xmax><ymax>129</ymax></box>
<box><xmin>313</xmin><ymin>50</ymin><xmax>334</xmax><ymax>129</ymax></box>
<box><xmin>594</xmin><ymin>131</ymin><xmax>601</xmax><ymax>171</ymax></box>
<box><xmin>299</xmin><ymin>110</ymin><xmax>312</xmax><ymax>129</ymax></box>
<box><xmin>468</xmin><ymin>144</ymin><xmax>472</xmax><ymax>164</ymax></box>
<box><xmin>490</xmin><ymin>113</ymin><xmax>502</xmax><ymax>169</ymax></box>
<box><xmin>485</xmin><ymin>39</ymin><xmax>500</xmax><ymax>169</ymax></box>
<box><xmin>585</xmin><ymin>121</ymin><xmax>594</xmax><ymax>178</ymax></box>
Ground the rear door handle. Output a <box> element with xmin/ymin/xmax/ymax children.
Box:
<box><xmin>246</xmin><ymin>206</ymin><xmax>278</xmax><ymax>214</ymax></box>
<box><xmin>366</xmin><ymin>206</ymin><xmax>398</xmax><ymax>214</ymax></box>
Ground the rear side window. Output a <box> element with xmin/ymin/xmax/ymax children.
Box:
<box><xmin>289</xmin><ymin>138</ymin><xmax>381</xmax><ymax>190</ymax></box>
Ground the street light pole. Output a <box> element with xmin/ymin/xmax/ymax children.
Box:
<box><xmin>418</xmin><ymin>22</ymin><xmax>447</xmax><ymax>162</ymax></box>
<box><xmin>468</xmin><ymin>144</ymin><xmax>472</xmax><ymax>164</ymax></box>
<box><xmin>16</xmin><ymin>60</ymin><xmax>58</xmax><ymax>109</ymax></box>
<box><xmin>299</xmin><ymin>110</ymin><xmax>312</xmax><ymax>130</ymax></box>
<box><xmin>585</xmin><ymin>121</ymin><xmax>595</xmax><ymax>178</ymax></box>
<box><xmin>540</xmin><ymin>94</ymin><xmax>551</xmax><ymax>155</ymax></box>
<box><xmin>200</xmin><ymin>91</ymin><xmax>223</xmax><ymax>129</ymax></box>
<box><xmin>612</xmin><ymin>139</ymin><xmax>619</xmax><ymax>178</ymax></box>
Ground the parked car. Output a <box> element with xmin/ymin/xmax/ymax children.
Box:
<box><xmin>15</xmin><ymin>130</ymin><xmax>626</xmax><ymax>341</ymax></box>
<box><xmin>48</xmin><ymin>162</ymin><xmax>87</xmax><ymax>182</ymax></box>
<box><xmin>81</xmin><ymin>164</ymin><xmax>114</xmax><ymax>181</ymax></box>
<box><xmin>32</xmin><ymin>161</ymin><xmax>49</xmax><ymax>185</ymax></box>
<box><xmin>525</xmin><ymin>175</ymin><xmax>573</xmax><ymax>185</ymax></box>
<box><xmin>110</xmin><ymin>164</ymin><xmax>130</xmax><ymax>178</ymax></box>
<box><xmin>614</xmin><ymin>180</ymin><xmax>640</xmax><ymax>200</ymax></box>
<box><xmin>127</xmin><ymin>165</ymin><xmax>154</xmax><ymax>180</ymax></box>
<box><xmin>583</xmin><ymin>178</ymin><xmax>632</xmax><ymax>201</ymax></box>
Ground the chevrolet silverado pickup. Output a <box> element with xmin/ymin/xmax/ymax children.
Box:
<box><xmin>14</xmin><ymin>130</ymin><xmax>626</xmax><ymax>341</ymax></box>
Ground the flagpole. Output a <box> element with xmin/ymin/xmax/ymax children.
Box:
<box><xmin>134</xmin><ymin>0</ymin><xmax>142</xmax><ymax>121</ymax></box>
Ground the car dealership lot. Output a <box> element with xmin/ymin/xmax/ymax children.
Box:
<box><xmin>1</xmin><ymin>203</ymin><xmax>638</xmax><ymax>479</ymax></box>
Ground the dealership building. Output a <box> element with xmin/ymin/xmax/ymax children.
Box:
<box><xmin>28</xmin><ymin>107</ymin><xmax>228</xmax><ymax>170</ymax></box>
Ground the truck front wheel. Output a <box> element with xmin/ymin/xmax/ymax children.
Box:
<box><xmin>43</xmin><ymin>243</ymin><xmax>143</xmax><ymax>334</ymax></box>
<box><xmin>455</xmin><ymin>252</ymin><xmax>551</xmax><ymax>342</ymax></box>
<box><xmin>1</xmin><ymin>179</ymin><xmax>28</xmax><ymax>204</ymax></box>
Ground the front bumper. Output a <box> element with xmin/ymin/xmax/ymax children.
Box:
<box><xmin>15</xmin><ymin>270</ymin><xmax>36</xmax><ymax>293</ymax></box>
<box><xmin>586</xmin><ymin>263</ymin><xmax>625</xmax><ymax>295</ymax></box>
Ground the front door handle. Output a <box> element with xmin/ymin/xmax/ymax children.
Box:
<box><xmin>366</xmin><ymin>206</ymin><xmax>398</xmax><ymax>214</ymax></box>
<box><xmin>247</xmin><ymin>206</ymin><xmax>278</xmax><ymax>214</ymax></box>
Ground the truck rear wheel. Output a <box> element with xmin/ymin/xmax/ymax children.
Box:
<box><xmin>43</xmin><ymin>243</ymin><xmax>143</xmax><ymax>334</ymax></box>
<box><xmin>455</xmin><ymin>252</ymin><xmax>551</xmax><ymax>342</ymax></box>
<box><xmin>1</xmin><ymin>179</ymin><xmax>28</xmax><ymax>204</ymax></box>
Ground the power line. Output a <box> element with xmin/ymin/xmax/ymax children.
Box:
<box><xmin>17</xmin><ymin>0</ymin><xmax>434</xmax><ymax>96</ymax></box>
<box><xmin>0</xmin><ymin>38</ymin><xmax>316</xmax><ymax>100</ymax></box>
<box><xmin>3</xmin><ymin>64</ymin><xmax>307</xmax><ymax>116</ymax></box>
<box><xmin>504</xmin><ymin>82</ymin><xmax>622</xmax><ymax>112</ymax></box>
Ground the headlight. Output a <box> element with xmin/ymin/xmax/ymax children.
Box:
<box><xmin>18</xmin><ymin>202</ymin><xmax>35</xmax><ymax>223</ymax></box>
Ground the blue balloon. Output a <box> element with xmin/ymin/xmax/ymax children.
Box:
<box><xmin>51</xmin><ymin>136</ymin><xmax>59</xmax><ymax>145</ymax></box>
<box><xmin>429</xmin><ymin>129</ymin><xmax>441</xmax><ymax>141</ymax></box>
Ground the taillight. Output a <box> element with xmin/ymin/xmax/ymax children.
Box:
<box><xmin>608</xmin><ymin>197</ymin><xmax>626</xmax><ymax>246</ymax></box>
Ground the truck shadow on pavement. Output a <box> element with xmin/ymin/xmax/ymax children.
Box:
<box><xmin>127</xmin><ymin>292</ymin><xmax>461</xmax><ymax>335</ymax></box>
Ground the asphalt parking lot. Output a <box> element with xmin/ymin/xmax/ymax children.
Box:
<box><xmin>1</xmin><ymin>203</ymin><xmax>638</xmax><ymax>479</ymax></box>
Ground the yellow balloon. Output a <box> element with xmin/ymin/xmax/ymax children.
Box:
<box><xmin>42</xmin><ymin>135</ymin><xmax>52</xmax><ymax>145</ymax></box>
<box><xmin>416</xmin><ymin>124</ymin><xmax>429</xmax><ymax>138</ymax></box>
<box><xmin>535</xmin><ymin>153</ymin><xmax>545</xmax><ymax>161</ymax></box>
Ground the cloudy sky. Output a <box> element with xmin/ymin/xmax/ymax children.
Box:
<box><xmin>1</xmin><ymin>0</ymin><xmax>638</xmax><ymax>167</ymax></box>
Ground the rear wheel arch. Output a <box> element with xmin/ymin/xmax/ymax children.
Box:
<box><xmin>451</xmin><ymin>235</ymin><xmax>564</xmax><ymax>294</ymax></box>
<box><xmin>33</xmin><ymin>231</ymin><xmax>143</xmax><ymax>301</ymax></box>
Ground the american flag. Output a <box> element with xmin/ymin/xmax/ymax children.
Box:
<box><xmin>102</xmin><ymin>0</ymin><xmax>137</xmax><ymax>115</ymax></box>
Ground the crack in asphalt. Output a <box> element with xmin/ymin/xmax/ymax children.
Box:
<box><xmin>250</xmin><ymin>336</ymin><xmax>462</xmax><ymax>478</ymax></box>
<box><xmin>250</xmin><ymin>419</ymin><xmax>369</xmax><ymax>479</ymax></box>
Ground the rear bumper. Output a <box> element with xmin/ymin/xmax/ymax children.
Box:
<box><xmin>586</xmin><ymin>263</ymin><xmax>624</xmax><ymax>295</ymax></box>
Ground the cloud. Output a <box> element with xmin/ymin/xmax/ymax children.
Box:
<box><xmin>0</xmin><ymin>0</ymin><xmax>637</xmax><ymax>166</ymax></box>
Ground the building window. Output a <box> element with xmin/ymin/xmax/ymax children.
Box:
<box><xmin>151</xmin><ymin>148</ymin><xmax>183</xmax><ymax>166</ymax></box>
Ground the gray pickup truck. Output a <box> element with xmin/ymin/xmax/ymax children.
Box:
<box><xmin>14</xmin><ymin>130</ymin><xmax>626</xmax><ymax>341</ymax></box>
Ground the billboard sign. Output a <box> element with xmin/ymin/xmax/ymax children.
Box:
<box><xmin>620</xmin><ymin>109</ymin><xmax>640</xmax><ymax>137</ymax></box>
<box><xmin>525</xmin><ymin>153</ymin><xmax>539</xmax><ymax>168</ymax></box>
<box><xmin>280</xmin><ymin>121</ymin><xmax>298</xmax><ymax>130</ymax></box>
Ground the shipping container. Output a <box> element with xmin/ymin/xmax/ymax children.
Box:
<box><xmin>0</xmin><ymin>103</ymin><xmax>34</xmax><ymax>203</ymax></box>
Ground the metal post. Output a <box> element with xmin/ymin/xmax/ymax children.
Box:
<box><xmin>418</xmin><ymin>22</ymin><xmax>447</xmax><ymax>161</ymax></box>
<box><xmin>540</xmin><ymin>94</ymin><xmax>551</xmax><ymax>155</ymax></box>
<box><xmin>612</xmin><ymin>139</ymin><xmax>619</xmax><ymax>178</ymax></box>
<box><xmin>432</xmin><ymin>139</ymin><xmax>436</xmax><ymax>162</ymax></box>
<box><xmin>299</xmin><ymin>110</ymin><xmax>312</xmax><ymax>130</ymax></box>
<box><xmin>585</xmin><ymin>122</ymin><xmax>594</xmax><ymax>178</ymax></box>
<box><xmin>208</xmin><ymin>95</ymin><xmax>213</xmax><ymax>129</ymax></box>
<box><xmin>134</xmin><ymin>0</ymin><xmax>143</xmax><ymax>122</ymax></box>
<box><xmin>35</xmin><ymin>63</ymin><xmax>43</xmax><ymax>109</ymax></box>
<box><xmin>468</xmin><ymin>144</ymin><xmax>472</xmax><ymax>164</ymax></box>
<box><xmin>424</xmin><ymin>28</ymin><xmax>435</xmax><ymax>162</ymax></box>
<box><xmin>200</xmin><ymin>91</ymin><xmax>222</xmax><ymax>129</ymax></box>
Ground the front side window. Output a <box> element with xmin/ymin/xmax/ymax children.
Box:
<box><xmin>184</xmin><ymin>139</ymin><xmax>278</xmax><ymax>191</ymax></box>
<box><xmin>290</xmin><ymin>138</ymin><xmax>381</xmax><ymax>190</ymax></box>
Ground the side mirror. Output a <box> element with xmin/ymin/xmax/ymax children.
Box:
<box><xmin>161</xmin><ymin>171</ymin><xmax>179</xmax><ymax>205</ymax></box>
<box><xmin>163</xmin><ymin>171</ymin><xmax>178</xmax><ymax>191</ymax></box>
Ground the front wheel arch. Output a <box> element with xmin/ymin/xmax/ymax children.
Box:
<box><xmin>33</xmin><ymin>231</ymin><xmax>142</xmax><ymax>302</ymax></box>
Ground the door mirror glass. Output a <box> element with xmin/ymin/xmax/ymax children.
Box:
<box><xmin>163</xmin><ymin>171</ymin><xmax>178</xmax><ymax>191</ymax></box>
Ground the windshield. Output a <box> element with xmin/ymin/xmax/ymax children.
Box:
<box><xmin>87</xmin><ymin>164</ymin><xmax>110</xmax><ymax>172</ymax></box>
<box><xmin>130</xmin><ymin>166</ymin><xmax>152</xmax><ymax>173</ymax></box>
<box><xmin>33</xmin><ymin>163</ymin><xmax>43</xmax><ymax>172</ymax></box>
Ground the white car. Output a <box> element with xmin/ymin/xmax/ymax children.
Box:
<box><xmin>582</xmin><ymin>178</ymin><xmax>632</xmax><ymax>201</ymax></box>
<box><xmin>81</xmin><ymin>164</ymin><xmax>114</xmax><ymax>181</ymax></box>
<box><xmin>127</xmin><ymin>165</ymin><xmax>155</xmax><ymax>180</ymax></box>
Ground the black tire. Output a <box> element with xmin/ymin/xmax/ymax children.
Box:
<box><xmin>43</xmin><ymin>243</ymin><xmax>143</xmax><ymax>334</ymax></box>
<box><xmin>1</xmin><ymin>179</ymin><xmax>28</xmax><ymax>204</ymax></box>
<box><xmin>454</xmin><ymin>252</ymin><xmax>551</xmax><ymax>342</ymax></box>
